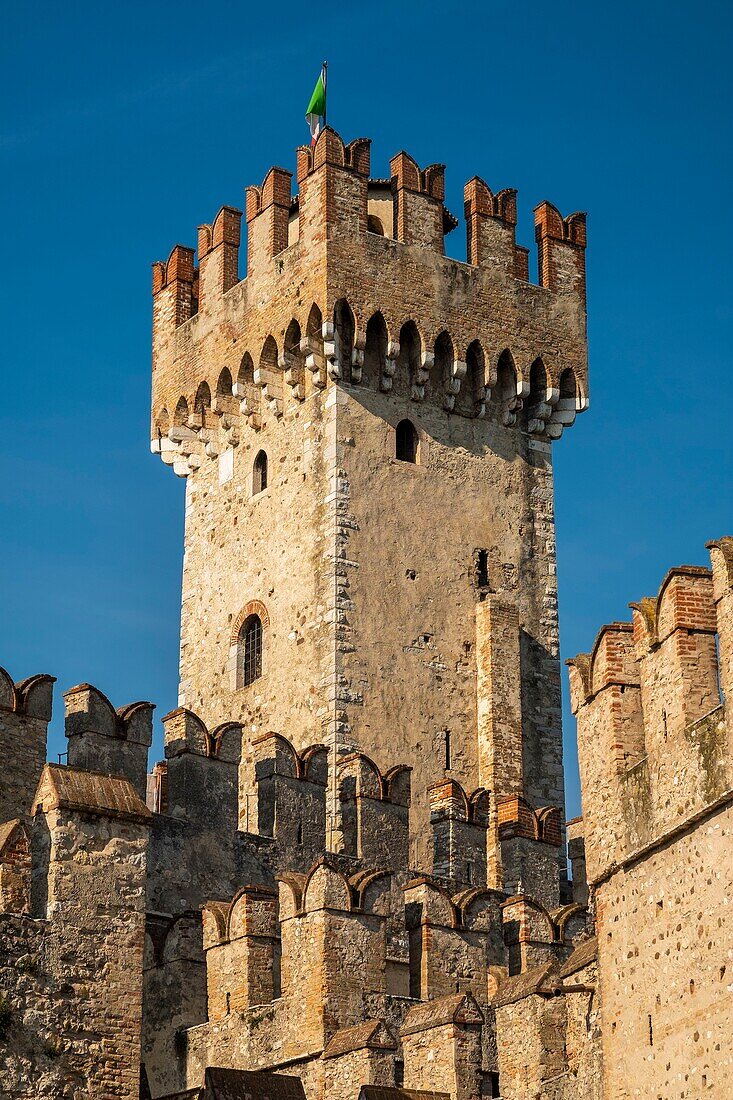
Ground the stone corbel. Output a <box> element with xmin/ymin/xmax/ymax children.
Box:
<box><xmin>303</xmin><ymin>335</ymin><xmax>327</xmax><ymax>390</ymax></box>
<box><xmin>280</xmin><ymin>351</ymin><xmax>305</xmax><ymax>401</ymax></box>
<box><xmin>322</xmin><ymin>321</ymin><xmax>339</xmax><ymax>380</ymax></box>
<box><xmin>528</xmin><ymin>386</ymin><xmax>559</xmax><ymax>436</ymax></box>
<box><xmin>380</xmin><ymin>340</ymin><xmax>399</xmax><ymax>392</ymax></box>
<box><xmin>351</xmin><ymin>334</ymin><xmax>365</xmax><ymax>384</ymax></box>
<box><xmin>411</xmin><ymin>351</ymin><xmax>433</xmax><ymax>402</ymax></box>
<box><xmin>502</xmin><ymin>380</ymin><xmax>528</xmax><ymax>427</ymax></box>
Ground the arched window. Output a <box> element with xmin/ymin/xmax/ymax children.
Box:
<box><xmin>363</xmin><ymin>311</ymin><xmax>387</xmax><ymax>389</ymax></box>
<box><xmin>241</xmin><ymin>615</ymin><xmax>263</xmax><ymax>686</ymax></box>
<box><xmin>333</xmin><ymin>299</ymin><xmax>355</xmax><ymax>382</ymax></box>
<box><xmin>367</xmin><ymin>214</ymin><xmax>384</xmax><ymax>235</ymax></box>
<box><xmin>194</xmin><ymin>381</ymin><xmax>211</xmax><ymax>427</ymax></box>
<box><xmin>396</xmin><ymin>419</ymin><xmax>419</xmax><ymax>463</ymax></box>
<box><xmin>396</xmin><ymin>321</ymin><xmax>422</xmax><ymax>400</ymax></box>
<box><xmin>253</xmin><ymin>450</ymin><xmax>268</xmax><ymax>494</ymax></box>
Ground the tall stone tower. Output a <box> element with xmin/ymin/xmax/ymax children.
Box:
<box><xmin>151</xmin><ymin>129</ymin><xmax>587</xmax><ymax>869</ymax></box>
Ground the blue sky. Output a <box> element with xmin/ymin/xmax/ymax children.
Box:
<box><xmin>1</xmin><ymin>1</ymin><xmax>730</xmax><ymax>818</ymax></box>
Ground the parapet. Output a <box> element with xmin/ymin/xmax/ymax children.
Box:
<box><xmin>64</xmin><ymin>682</ymin><xmax>154</xmax><ymax>799</ymax></box>
<box><xmin>501</xmin><ymin>896</ymin><xmax>587</xmax><ymax>975</ymax></box>
<box><xmin>252</xmin><ymin>732</ymin><xmax>328</xmax><ymax>868</ymax></box>
<box><xmin>0</xmin><ymin>667</ymin><xmax>54</xmax><ymax>720</ymax></box>
<box><xmin>400</xmin><ymin>993</ymin><xmax>484</xmax><ymax>1100</ymax></box>
<box><xmin>0</xmin><ymin>818</ymin><xmax>31</xmax><ymax>913</ymax></box>
<box><xmin>569</xmin><ymin>537</ymin><xmax>733</xmax><ymax>884</ymax></box>
<box><xmin>496</xmin><ymin>796</ymin><xmax>563</xmax><ymax>908</ymax></box>
<box><xmin>428</xmin><ymin>778</ymin><xmax>489</xmax><ymax>886</ymax></box>
<box><xmin>161</xmin><ymin>708</ymin><xmax>242</xmax><ymax>830</ymax></box>
<box><xmin>151</xmin><ymin>127</ymin><xmax>589</xmax><ymax>474</ymax></box>
<box><xmin>338</xmin><ymin>753</ymin><xmax>411</xmax><ymax>868</ymax></box>
<box><xmin>0</xmin><ymin>665</ymin><xmax>54</xmax><ymax>822</ymax></box>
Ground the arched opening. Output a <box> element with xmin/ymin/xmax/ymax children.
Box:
<box><xmin>259</xmin><ymin>336</ymin><xmax>282</xmax><ymax>415</ymax></box>
<box><xmin>367</xmin><ymin>214</ymin><xmax>384</xmax><ymax>235</ymax></box>
<box><xmin>333</xmin><ymin>299</ymin><xmax>355</xmax><ymax>382</ymax></box>
<box><xmin>529</xmin><ymin>357</ymin><xmax>548</xmax><ymax>403</ymax></box>
<box><xmin>236</xmin><ymin>352</ymin><xmax>259</xmax><ymax>417</ymax></box>
<box><xmin>253</xmin><ymin>450</ymin><xmax>268</xmax><ymax>494</ymax></box>
<box><xmin>431</xmin><ymin>330</ymin><xmax>454</xmax><ymax>402</ymax></box>
<box><xmin>194</xmin><ymin>381</ymin><xmax>211</xmax><ymax>427</ymax></box>
<box><xmin>284</xmin><ymin>318</ymin><xmax>305</xmax><ymax>402</ymax></box>
<box><xmin>240</xmin><ymin>614</ymin><xmax>263</xmax><ymax>687</ymax></box>
<box><xmin>457</xmin><ymin>340</ymin><xmax>485</xmax><ymax>418</ymax></box>
<box><xmin>524</xmin><ymin>356</ymin><xmax>549</xmax><ymax>433</ymax></box>
<box><xmin>303</xmin><ymin>303</ymin><xmax>324</xmax><ymax>390</ymax></box>
<box><xmin>155</xmin><ymin>408</ymin><xmax>170</xmax><ymax>443</ymax></box>
<box><xmin>396</xmin><ymin>321</ymin><xmax>422</xmax><ymax>400</ymax></box>
<box><xmin>559</xmin><ymin>367</ymin><xmax>578</xmax><ymax>403</ymax></box>
<box><xmin>363</xmin><ymin>311</ymin><xmax>387</xmax><ymax>389</ymax></box>
<box><xmin>216</xmin><ymin>367</ymin><xmax>232</xmax><ymax>397</ymax></box>
<box><xmin>493</xmin><ymin>349</ymin><xmax>518</xmax><ymax>425</ymax></box>
<box><xmin>307</xmin><ymin>303</ymin><xmax>323</xmax><ymax>341</ymax></box>
<box><xmin>260</xmin><ymin>336</ymin><xmax>278</xmax><ymax>370</ymax></box>
<box><xmin>214</xmin><ymin>367</ymin><xmax>235</xmax><ymax>417</ymax></box>
<box><xmin>395</xmin><ymin>419</ymin><xmax>419</xmax><ymax>463</ymax></box>
<box><xmin>174</xmin><ymin>396</ymin><xmax>189</xmax><ymax>426</ymax></box>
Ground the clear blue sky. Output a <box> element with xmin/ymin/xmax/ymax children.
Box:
<box><xmin>1</xmin><ymin>1</ymin><xmax>730</xmax><ymax>818</ymax></box>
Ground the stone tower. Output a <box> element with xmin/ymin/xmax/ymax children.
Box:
<box><xmin>151</xmin><ymin>129</ymin><xmax>588</xmax><ymax>869</ymax></box>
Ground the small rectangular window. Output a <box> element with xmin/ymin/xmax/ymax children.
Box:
<box><xmin>476</xmin><ymin>549</ymin><xmax>490</xmax><ymax>588</ymax></box>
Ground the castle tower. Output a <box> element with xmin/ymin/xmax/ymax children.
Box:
<box><xmin>151</xmin><ymin>130</ymin><xmax>588</xmax><ymax>867</ymax></box>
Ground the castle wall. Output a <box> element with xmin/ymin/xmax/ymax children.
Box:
<box><xmin>335</xmin><ymin>386</ymin><xmax>562</xmax><ymax>864</ymax></box>
<box><xmin>152</xmin><ymin>129</ymin><xmax>587</xmax><ymax>857</ymax></box>
<box><xmin>0</xmin><ymin>669</ymin><xmax>53</xmax><ymax>823</ymax></box>
<box><xmin>177</xmin><ymin>396</ymin><xmax>333</xmax><ymax>826</ymax></box>
<box><xmin>595</xmin><ymin>801</ymin><xmax>733</xmax><ymax>1099</ymax></box>
<box><xmin>570</xmin><ymin>539</ymin><xmax>733</xmax><ymax>1100</ymax></box>
<box><xmin>0</xmin><ymin>766</ymin><xmax>151</xmax><ymax>1100</ymax></box>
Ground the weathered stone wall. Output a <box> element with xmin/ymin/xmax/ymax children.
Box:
<box><xmin>594</xmin><ymin>802</ymin><xmax>733</xmax><ymax>1099</ymax></box>
<box><xmin>571</xmin><ymin>539</ymin><xmax>733</xmax><ymax>1100</ymax></box>
<box><xmin>0</xmin><ymin>668</ymin><xmax>53</xmax><ymax>823</ymax></box>
<box><xmin>0</xmin><ymin>766</ymin><xmax>151</xmax><ymax>1100</ymax></box>
<box><xmin>151</xmin><ymin>127</ymin><xmax>588</xmax><ymax>864</ymax></box>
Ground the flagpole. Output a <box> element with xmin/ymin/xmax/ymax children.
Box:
<box><xmin>323</xmin><ymin>61</ymin><xmax>328</xmax><ymax>127</ymax></box>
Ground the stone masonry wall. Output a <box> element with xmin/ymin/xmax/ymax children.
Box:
<box><xmin>571</xmin><ymin>539</ymin><xmax>733</xmax><ymax>1100</ymax></box>
<box><xmin>152</xmin><ymin>127</ymin><xmax>587</xmax><ymax>860</ymax></box>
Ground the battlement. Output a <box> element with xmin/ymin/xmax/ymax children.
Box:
<box><xmin>0</xmin><ymin>664</ymin><xmax>54</xmax><ymax>824</ymax></box>
<box><xmin>193</xmin><ymin>854</ymin><xmax>582</xmax><ymax>1066</ymax></box>
<box><xmin>0</xmin><ymin>653</ymin><xmax>589</xmax><ymax>1098</ymax></box>
<box><xmin>151</xmin><ymin>127</ymin><xmax>588</xmax><ymax>478</ymax></box>
<box><xmin>569</xmin><ymin>537</ymin><xmax>733</xmax><ymax>884</ymax></box>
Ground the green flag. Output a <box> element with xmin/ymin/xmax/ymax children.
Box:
<box><xmin>306</xmin><ymin>64</ymin><xmax>327</xmax><ymax>143</ymax></box>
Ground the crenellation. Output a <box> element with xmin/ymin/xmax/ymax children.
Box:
<box><xmin>10</xmin><ymin>121</ymin><xmax>730</xmax><ymax>1100</ymax></box>
<box><xmin>65</xmin><ymin>682</ymin><xmax>154</xmax><ymax>799</ymax></box>
<box><xmin>0</xmin><ymin>666</ymin><xmax>54</xmax><ymax>825</ymax></box>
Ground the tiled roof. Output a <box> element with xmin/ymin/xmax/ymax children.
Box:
<box><xmin>558</xmin><ymin>936</ymin><xmax>598</xmax><ymax>979</ymax></box>
<box><xmin>205</xmin><ymin>1068</ymin><xmax>307</xmax><ymax>1100</ymax></box>
<box><xmin>31</xmin><ymin>764</ymin><xmax>152</xmax><ymax>823</ymax></box>
<box><xmin>401</xmin><ymin>992</ymin><xmax>483</xmax><ymax>1036</ymax></box>
<box><xmin>323</xmin><ymin>1019</ymin><xmax>396</xmax><ymax>1058</ymax></box>
<box><xmin>360</xmin><ymin>1089</ymin><xmax>450</xmax><ymax>1100</ymax></box>
<box><xmin>492</xmin><ymin>961</ymin><xmax>558</xmax><ymax>1007</ymax></box>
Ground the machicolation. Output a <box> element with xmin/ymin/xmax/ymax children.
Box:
<box><xmin>0</xmin><ymin>126</ymin><xmax>729</xmax><ymax>1100</ymax></box>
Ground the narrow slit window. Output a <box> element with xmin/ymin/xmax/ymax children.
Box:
<box><xmin>396</xmin><ymin>419</ymin><xmax>419</xmax><ymax>463</ymax></box>
<box><xmin>253</xmin><ymin>450</ymin><xmax>268</xmax><ymax>495</ymax></box>
<box><xmin>476</xmin><ymin>549</ymin><xmax>490</xmax><ymax>588</ymax></box>
<box><xmin>242</xmin><ymin>615</ymin><xmax>263</xmax><ymax>686</ymax></box>
<box><xmin>444</xmin><ymin>729</ymin><xmax>452</xmax><ymax>771</ymax></box>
